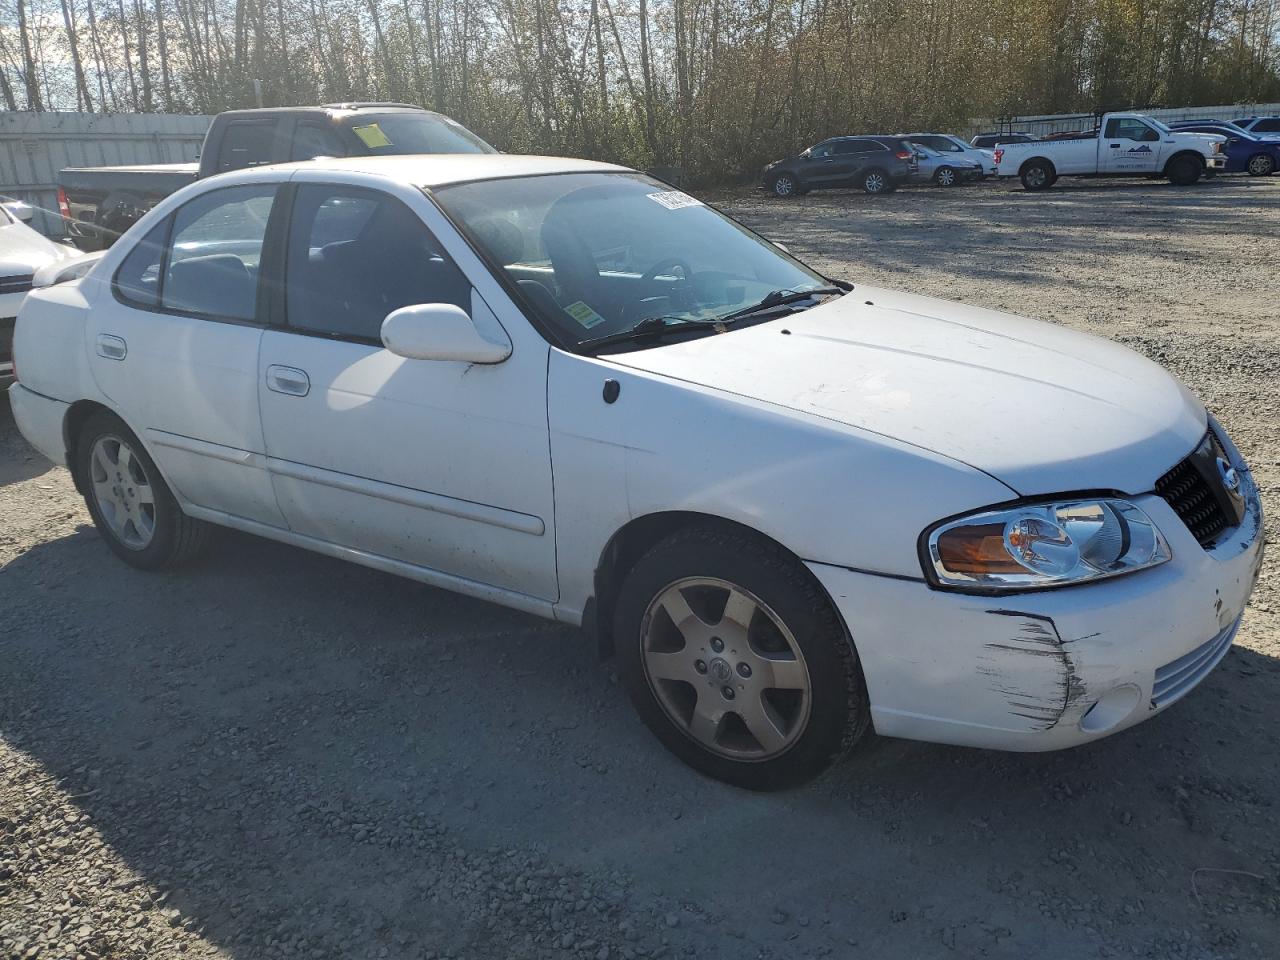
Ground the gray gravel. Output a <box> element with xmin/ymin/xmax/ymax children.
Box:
<box><xmin>2</xmin><ymin>174</ymin><xmax>1278</xmax><ymax>960</ymax></box>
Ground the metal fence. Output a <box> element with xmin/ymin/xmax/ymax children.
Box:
<box><xmin>0</xmin><ymin>112</ymin><xmax>210</xmax><ymax>236</ymax></box>
<box><xmin>971</xmin><ymin>103</ymin><xmax>1280</xmax><ymax>140</ymax></box>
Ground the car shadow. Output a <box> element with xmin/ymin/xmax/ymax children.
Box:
<box><xmin>0</xmin><ymin>393</ymin><xmax>57</xmax><ymax>487</ymax></box>
<box><xmin>2</xmin><ymin>524</ymin><xmax>1277</xmax><ymax>958</ymax></box>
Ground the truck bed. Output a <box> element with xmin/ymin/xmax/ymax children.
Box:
<box><xmin>60</xmin><ymin>163</ymin><xmax>199</xmax><ymax>195</ymax></box>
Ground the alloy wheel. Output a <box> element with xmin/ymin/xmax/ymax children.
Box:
<box><xmin>864</xmin><ymin>173</ymin><xmax>886</xmax><ymax>193</ymax></box>
<box><xmin>773</xmin><ymin>176</ymin><xmax>795</xmax><ymax>197</ymax></box>
<box><xmin>936</xmin><ymin>168</ymin><xmax>956</xmax><ymax>186</ymax></box>
<box><xmin>640</xmin><ymin>577</ymin><xmax>812</xmax><ymax>760</ymax></box>
<box><xmin>1248</xmin><ymin>154</ymin><xmax>1274</xmax><ymax>176</ymax></box>
<box><xmin>89</xmin><ymin>434</ymin><xmax>156</xmax><ymax>549</ymax></box>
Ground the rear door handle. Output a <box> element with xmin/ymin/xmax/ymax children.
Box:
<box><xmin>265</xmin><ymin>365</ymin><xmax>310</xmax><ymax>397</ymax></box>
<box><xmin>96</xmin><ymin>334</ymin><xmax>127</xmax><ymax>360</ymax></box>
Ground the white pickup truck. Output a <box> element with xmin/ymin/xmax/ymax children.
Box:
<box><xmin>994</xmin><ymin>113</ymin><xmax>1227</xmax><ymax>190</ymax></box>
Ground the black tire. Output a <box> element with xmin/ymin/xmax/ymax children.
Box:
<box><xmin>1165</xmin><ymin>154</ymin><xmax>1202</xmax><ymax>186</ymax></box>
<box><xmin>861</xmin><ymin>168</ymin><xmax>891</xmax><ymax>194</ymax></box>
<box><xmin>1020</xmin><ymin>160</ymin><xmax>1054</xmax><ymax>191</ymax></box>
<box><xmin>934</xmin><ymin>166</ymin><xmax>959</xmax><ymax>187</ymax></box>
<box><xmin>614</xmin><ymin>524</ymin><xmax>869</xmax><ymax>790</ymax></box>
<box><xmin>76</xmin><ymin>409</ymin><xmax>212</xmax><ymax>570</ymax></box>
<box><xmin>770</xmin><ymin>173</ymin><xmax>799</xmax><ymax>198</ymax></box>
<box><xmin>1246</xmin><ymin>153</ymin><xmax>1275</xmax><ymax>176</ymax></box>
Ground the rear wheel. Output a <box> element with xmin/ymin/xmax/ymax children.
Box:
<box><xmin>615</xmin><ymin>525</ymin><xmax>869</xmax><ymax>790</ymax></box>
<box><xmin>1020</xmin><ymin>160</ymin><xmax>1054</xmax><ymax>191</ymax></box>
<box><xmin>1246</xmin><ymin>153</ymin><xmax>1275</xmax><ymax>176</ymax></box>
<box><xmin>1166</xmin><ymin>154</ymin><xmax>1202</xmax><ymax>186</ymax></box>
<box><xmin>76</xmin><ymin>410</ymin><xmax>212</xmax><ymax>570</ymax></box>
<box><xmin>934</xmin><ymin>166</ymin><xmax>958</xmax><ymax>187</ymax></box>
<box><xmin>861</xmin><ymin>168</ymin><xmax>891</xmax><ymax>194</ymax></box>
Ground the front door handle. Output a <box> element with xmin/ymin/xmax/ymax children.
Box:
<box><xmin>96</xmin><ymin>334</ymin><xmax>127</xmax><ymax>360</ymax></box>
<box><xmin>265</xmin><ymin>365</ymin><xmax>310</xmax><ymax>397</ymax></box>
<box><xmin>1109</xmin><ymin>143</ymin><xmax>1121</xmax><ymax>149</ymax></box>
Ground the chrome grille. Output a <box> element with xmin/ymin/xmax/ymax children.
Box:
<box><xmin>0</xmin><ymin>273</ymin><xmax>33</xmax><ymax>296</ymax></box>
<box><xmin>1151</xmin><ymin>619</ymin><xmax>1238</xmax><ymax>708</ymax></box>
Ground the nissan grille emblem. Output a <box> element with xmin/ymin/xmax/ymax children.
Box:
<box><xmin>1216</xmin><ymin>456</ymin><xmax>1240</xmax><ymax>492</ymax></box>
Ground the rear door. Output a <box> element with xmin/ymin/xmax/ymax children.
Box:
<box><xmin>87</xmin><ymin>179</ymin><xmax>287</xmax><ymax>526</ymax></box>
<box><xmin>1101</xmin><ymin>117</ymin><xmax>1163</xmax><ymax>174</ymax></box>
<box><xmin>838</xmin><ymin>139</ymin><xmax>888</xmax><ymax>181</ymax></box>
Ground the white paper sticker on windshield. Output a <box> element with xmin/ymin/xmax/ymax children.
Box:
<box><xmin>564</xmin><ymin>300</ymin><xmax>607</xmax><ymax>329</ymax></box>
<box><xmin>646</xmin><ymin>190</ymin><xmax>704</xmax><ymax>210</ymax></box>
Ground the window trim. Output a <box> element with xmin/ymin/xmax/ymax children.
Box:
<box><xmin>276</xmin><ymin>180</ymin><xmax>472</xmax><ymax>348</ymax></box>
<box><xmin>109</xmin><ymin>183</ymin><xmax>281</xmax><ymax>328</ymax></box>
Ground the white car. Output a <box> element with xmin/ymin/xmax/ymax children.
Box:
<box><xmin>905</xmin><ymin>143</ymin><xmax>984</xmax><ymax>186</ymax></box>
<box><xmin>994</xmin><ymin>113</ymin><xmax>1227</xmax><ymax>189</ymax></box>
<box><xmin>900</xmin><ymin>133</ymin><xmax>998</xmax><ymax>176</ymax></box>
<box><xmin>1</xmin><ymin>199</ymin><xmax>77</xmax><ymax>381</ymax></box>
<box><xmin>9</xmin><ymin>155</ymin><xmax>1263</xmax><ymax>789</ymax></box>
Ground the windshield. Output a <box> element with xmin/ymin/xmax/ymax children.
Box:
<box><xmin>347</xmin><ymin>113</ymin><xmax>497</xmax><ymax>155</ymax></box>
<box><xmin>432</xmin><ymin>172</ymin><xmax>829</xmax><ymax>349</ymax></box>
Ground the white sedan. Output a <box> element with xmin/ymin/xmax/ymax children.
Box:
<box><xmin>1</xmin><ymin>199</ymin><xmax>77</xmax><ymax>381</ymax></box>
<box><xmin>9</xmin><ymin>155</ymin><xmax>1263</xmax><ymax>788</ymax></box>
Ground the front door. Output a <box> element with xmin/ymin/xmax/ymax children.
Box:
<box><xmin>256</xmin><ymin>180</ymin><xmax>557</xmax><ymax>600</ymax></box>
<box><xmin>86</xmin><ymin>181</ymin><xmax>287</xmax><ymax>527</ymax></box>
<box><xmin>1102</xmin><ymin>117</ymin><xmax>1164</xmax><ymax>174</ymax></box>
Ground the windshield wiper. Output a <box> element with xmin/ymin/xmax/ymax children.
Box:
<box><xmin>712</xmin><ymin>286</ymin><xmax>845</xmax><ymax>324</ymax></box>
<box><xmin>578</xmin><ymin>315</ymin><xmax>722</xmax><ymax>352</ymax></box>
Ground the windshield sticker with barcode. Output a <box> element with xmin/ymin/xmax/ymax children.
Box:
<box><xmin>564</xmin><ymin>301</ymin><xmax>607</xmax><ymax>329</ymax></box>
<box><xmin>646</xmin><ymin>190</ymin><xmax>704</xmax><ymax>210</ymax></box>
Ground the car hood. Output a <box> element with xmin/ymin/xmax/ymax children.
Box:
<box><xmin>605</xmin><ymin>286</ymin><xmax>1207</xmax><ymax>496</ymax></box>
<box><xmin>0</xmin><ymin>222</ymin><xmax>72</xmax><ymax>274</ymax></box>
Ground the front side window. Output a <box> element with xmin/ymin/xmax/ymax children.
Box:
<box><xmin>162</xmin><ymin>185</ymin><xmax>277</xmax><ymax>321</ymax></box>
<box><xmin>808</xmin><ymin>143</ymin><xmax>835</xmax><ymax>158</ymax></box>
<box><xmin>1105</xmin><ymin>118</ymin><xmax>1158</xmax><ymax>142</ymax></box>
<box><xmin>433</xmin><ymin>172</ymin><xmax>829</xmax><ymax>349</ymax></box>
<box><xmin>284</xmin><ymin>184</ymin><xmax>470</xmax><ymax>341</ymax></box>
<box><xmin>913</xmin><ymin>135</ymin><xmax>961</xmax><ymax>153</ymax></box>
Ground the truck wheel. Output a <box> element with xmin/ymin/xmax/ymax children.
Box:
<box><xmin>861</xmin><ymin>168</ymin><xmax>890</xmax><ymax>194</ymax></box>
<box><xmin>934</xmin><ymin>166</ymin><xmax>958</xmax><ymax>187</ymax></box>
<box><xmin>1019</xmin><ymin>161</ymin><xmax>1054</xmax><ymax>191</ymax></box>
<box><xmin>1166</xmin><ymin>154</ymin><xmax>1202</xmax><ymax>186</ymax></box>
<box><xmin>1246</xmin><ymin>153</ymin><xmax>1275</xmax><ymax>176</ymax></box>
<box><xmin>770</xmin><ymin>173</ymin><xmax>799</xmax><ymax>198</ymax></box>
<box><xmin>614</xmin><ymin>525</ymin><xmax>869</xmax><ymax>790</ymax></box>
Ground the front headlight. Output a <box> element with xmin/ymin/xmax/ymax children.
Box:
<box><xmin>923</xmin><ymin>499</ymin><xmax>1170</xmax><ymax>592</ymax></box>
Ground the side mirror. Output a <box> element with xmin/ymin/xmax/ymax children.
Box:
<box><xmin>3</xmin><ymin>199</ymin><xmax>34</xmax><ymax>222</ymax></box>
<box><xmin>381</xmin><ymin>303</ymin><xmax>511</xmax><ymax>364</ymax></box>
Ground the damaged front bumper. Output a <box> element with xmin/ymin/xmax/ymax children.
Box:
<box><xmin>808</xmin><ymin>481</ymin><xmax>1263</xmax><ymax>752</ymax></box>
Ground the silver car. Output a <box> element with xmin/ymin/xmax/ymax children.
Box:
<box><xmin>905</xmin><ymin>143</ymin><xmax>984</xmax><ymax>186</ymax></box>
<box><xmin>900</xmin><ymin>133</ymin><xmax>998</xmax><ymax>178</ymax></box>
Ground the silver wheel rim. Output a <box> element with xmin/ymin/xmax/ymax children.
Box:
<box><xmin>640</xmin><ymin>577</ymin><xmax>811</xmax><ymax>761</ymax></box>
<box><xmin>1249</xmin><ymin>155</ymin><xmax>1271</xmax><ymax>175</ymax></box>
<box><xmin>938</xmin><ymin>168</ymin><xmax>955</xmax><ymax>186</ymax></box>
<box><xmin>865</xmin><ymin>173</ymin><xmax>885</xmax><ymax>193</ymax></box>
<box><xmin>1026</xmin><ymin>167</ymin><xmax>1047</xmax><ymax>187</ymax></box>
<box><xmin>775</xmin><ymin>177</ymin><xmax>794</xmax><ymax>196</ymax></box>
<box><xmin>89</xmin><ymin>434</ymin><xmax>156</xmax><ymax>550</ymax></box>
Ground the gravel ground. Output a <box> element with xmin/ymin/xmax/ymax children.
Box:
<box><xmin>2</xmin><ymin>175</ymin><xmax>1278</xmax><ymax>960</ymax></box>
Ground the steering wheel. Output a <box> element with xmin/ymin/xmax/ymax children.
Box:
<box><xmin>640</xmin><ymin>256</ymin><xmax>695</xmax><ymax>287</ymax></box>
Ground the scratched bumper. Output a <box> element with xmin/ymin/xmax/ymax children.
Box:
<box><xmin>808</xmin><ymin>482</ymin><xmax>1263</xmax><ymax>752</ymax></box>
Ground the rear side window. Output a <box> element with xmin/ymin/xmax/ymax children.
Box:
<box><xmin>216</xmin><ymin>121</ymin><xmax>277</xmax><ymax>173</ymax></box>
<box><xmin>284</xmin><ymin>184</ymin><xmax>470</xmax><ymax>342</ymax></box>
<box><xmin>162</xmin><ymin>185</ymin><xmax>277</xmax><ymax>322</ymax></box>
<box><xmin>1254</xmin><ymin>118</ymin><xmax>1280</xmax><ymax>132</ymax></box>
<box><xmin>113</xmin><ymin>218</ymin><xmax>170</xmax><ymax>307</ymax></box>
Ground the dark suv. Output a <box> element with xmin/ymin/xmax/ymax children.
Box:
<box><xmin>762</xmin><ymin>136</ymin><xmax>917</xmax><ymax>197</ymax></box>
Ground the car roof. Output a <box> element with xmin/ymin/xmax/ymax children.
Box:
<box><xmin>260</xmin><ymin>153</ymin><xmax>633</xmax><ymax>188</ymax></box>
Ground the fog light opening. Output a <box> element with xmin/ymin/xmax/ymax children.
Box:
<box><xmin>1078</xmin><ymin>684</ymin><xmax>1142</xmax><ymax>735</ymax></box>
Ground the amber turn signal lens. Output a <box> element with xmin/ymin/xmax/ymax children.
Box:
<box><xmin>934</xmin><ymin>522</ymin><xmax>1024</xmax><ymax>574</ymax></box>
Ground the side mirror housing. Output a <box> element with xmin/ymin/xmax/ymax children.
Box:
<box><xmin>3</xmin><ymin>199</ymin><xmax>35</xmax><ymax>222</ymax></box>
<box><xmin>381</xmin><ymin>303</ymin><xmax>511</xmax><ymax>363</ymax></box>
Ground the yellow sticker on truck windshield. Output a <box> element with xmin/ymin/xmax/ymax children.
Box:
<box><xmin>352</xmin><ymin>123</ymin><xmax>393</xmax><ymax>148</ymax></box>
<box><xmin>564</xmin><ymin>301</ymin><xmax>607</xmax><ymax>329</ymax></box>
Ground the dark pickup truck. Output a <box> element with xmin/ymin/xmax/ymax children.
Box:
<box><xmin>59</xmin><ymin>103</ymin><xmax>495</xmax><ymax>248</ymax></box>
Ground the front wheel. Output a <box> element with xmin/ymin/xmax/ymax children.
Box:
<box><xmin>934</xmin><ymin>166</ymin><xmax>958</xmax><ymax>187</ymax></box>
<box><xmin>770</xmin><ymin>173</ymin><xmax>799</xmax><ymax>198</ymax></box>
<box><xmin>76</xmin><ymin>409</ymin><xmax>212</xmax><ymax>569</ymax></box>
<box><xmin>1166</xmin><ymin>155</ymin><xmax>1203</xmax><ymax>186</ymax></box>
<box><xmin>614</xmin><ymin>525</ymin><xmax>869</xmax><ymax>789</ymax></box>
<box><xmin>1247</xmin><ymin>153</ymin><xmax>1275</xmax><ymax>176</ymax></box>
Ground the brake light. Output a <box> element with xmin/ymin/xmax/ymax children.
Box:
<box><xmin>994</xmin><ymin>148</ymin><xmax>1004</xmax><ymax>164</ymax></box>
<box><xmin>895</xmin><ymin>150</ymin><xmax>913</xmax><ymax>160</ymax></box>
<box><xmin>57</xmin><ymin>186</ymin><xmax>71</xmax><ymax>221</ymax></box>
